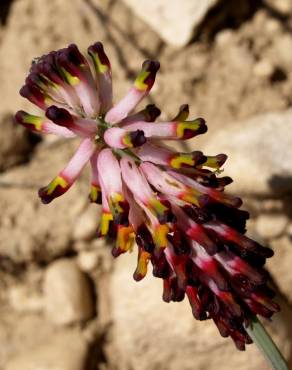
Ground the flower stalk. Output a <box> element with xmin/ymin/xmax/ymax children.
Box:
<box><xmin>246</xmin><ymin>316</ymin><xmax>290</xmax><ymax>370</ymax></box>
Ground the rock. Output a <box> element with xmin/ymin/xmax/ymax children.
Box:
<box><xmin>267</xmin><ymin>235</ymin><xmax>292</xmax><ymax>304</ymax></box>
<box><xmin>271</xmin><ymin>35</ymin><xmax>292</xmax><ymax>70</ymax></box>
<box><xmin>73</xmin><ymin>205</ymin><xmax>101</xmax><ymax>241</ymax></box>
<box><xmin>255</xmin><ymin>214</ymin><xmax>288</xmax><ymax>239</ymax></box>
<box><xmin>74</xmin><ymin>237</ymin><xmax>107</xmax><ymax>252</ymax></box>
<box><xmin>6</xmin><ymin>330</ymin><xmax>89</xmax><ymax>370</ymax></box>
<box><xmin>215</xmin><ymin>29</ymin><xmax>235</xmax><ymax>47</ymax></box>
<box><xmin>0</xmin><ymin>0</ymin><xmax>105</xmax><ymax>114</ymax></box>
<box><xmin>77</xmin><ymin>250</ymin><xmax>100</xmax><ymax>272</ymax></box>
<box><xmin>287</xmin><ymin>222</ymin><xmax>292</xmax><ymax>236</ymax></box>
<box><xmin>253</xmin><ymin>59</ymin><xmax>274</xmax><ymax>78</ymax></box>
<box><xmin>264</xmin><ymin>18</ymin><xmax>282</xmax><ymax>35</ymax></box>
<box><xmin>0</xmin><ymin>112</ymin><xmax>37</xmax><ymax>172</ymax></box>
<box><xmin>0</xmin><ymin>140</ymin><xmax>93</xmax><ymax>263</ymax></box>
<box><xmin>202</xmin><ymin>110</ymin><xmax>292</xmax><ymax>197</ymax></box>
<box><xmin>263</xmin><ymin>0</ymin><xmax>292</xmax><ymax>15</ymax></box>
<box><xmin>44</xmin><ymin>258</ymin><xmax>95</xmax><ymax>325</ymax></box>
<box><xmin>107</xmin><ymin>251</ymin><xmax>289</xmax><ymax>370</ymax></box>
<box><xmin>0</xmin><ymin>0</ymin><xmax>161</xmax><ymax>116</ymax></box>
<box><xmin>122</xmin><ymin>0</ymin><xmax>219</xmax><ymax>46</ymax></box>
<box><xmin>8</xmin><ymin>285</ymin><xmax>43</xmax><ymax>313</ymax></box>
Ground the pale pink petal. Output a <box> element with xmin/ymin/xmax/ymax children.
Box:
<box><xmin>104</xmin><ymin>127</ymin><xmax>146</xmax><ymax>149</ymax></box>
<box><xmin>90</xmin><ymin>150</ymin><xmax>100</xmax><ymax>185</ymax></box>
<box><xmin>74</xmin><ymin>81</ymin><xmax>100</xmax><ymax>118</ymax></box>
<box><xmin>169</xmin><ymin>170</ymin><xmax>242</xmax><ymax>208</ymax></box>
<box><xmin>89</xmin><ymin>148</ymin><xmax>102</xmax><ymax>204</ymax></box>
<box><xmin>140</xmin><ymin>162</ymin><xmax>186</xmax><ymax>196</ymax></box>
<box><xmin>97</xmin><ymin>148</ymin><xmax>123</xmax><ymax>195</ymax></box>
<box><xmin>55</xmin><ymin>44</ymin><xmax>100</xmax><ymax>117</ymax></box>
<box><xmin>120</xmin><ymin>157</ymin><xmax>154</xmax><ymax>204</ymax></box>
<box><xmin>136</xmin><ymin>143</ymin><xmax>170</xmax><ymax>165</ymax></box>
<box><xmin>119</xmin><ymin>104</ymin><xmax>161</xmax><ymax>125</ymax></box>
<box><xmin>38</xmin><ymin>138</ymin><xmax>95</xmax><ymax>204</ymax></box>
<box><xmin>105</xmin><ymin>87</ymin><xmax>146</xmax><ymax>124</ymax></box>
<box><xmin>36</xmin><ymin>59</ymin><xmax>82</xmax><ymax>111</ymax></box>
<box><xmin>123</xmin><ymin>185</ymin><xmax>145</xmax><ymax>230</ymax></box>
<box><xmin>61</xmin><ymin>138</ymin><xmax>96</xmax><ymax>182</ymax></box>
<box><xmin>105</xmin><ymin>60</ymin><xmax>160</xmax><ymax>124</ymax></box>
<box><xmin>88</xmin><ymin>42</ymin><xmax>113</xmax><ymax>114</ymax></box>
<box><xmin>97</xmin><ymin>149</ymin><xmax>129</xmax><ymax>226</ymax></box>
<box><xmin>137</xmin><ymin>143</ymin><xmax>204</xmax><ymax>168</ymax></box>
<box><xmin>122</xmin><ymin>117</ymin><xmax>206</xmax><ymax>140</ymax></box>
<box><xmin>45</xmin><ymin>106</ymin><xmax>98</xmax><ymax>138</ymax></box>
<box><xmin>120</xmin><ymin>158</ymin><xmax>171</xmax><ymax>225</ymax></box>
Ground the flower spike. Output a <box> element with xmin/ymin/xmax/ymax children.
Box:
<box><xmin>15</xmin><ymin>41</ymin><xmax>282</xmax><ymax>355</ymax></box>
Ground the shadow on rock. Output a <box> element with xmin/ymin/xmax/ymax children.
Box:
<box><xmin>0</xmin><ymin>0</ymin><xmax>14</xmax><ymax>25</ymax></box>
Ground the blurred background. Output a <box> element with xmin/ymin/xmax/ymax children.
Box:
<box><xmin>0</xmin><ymin>0</ymin><xmax>292</xmax><ymax>369</ymax></box>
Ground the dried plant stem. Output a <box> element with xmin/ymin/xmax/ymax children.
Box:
<box><xmin>246</xmin><ymin>316</ymin><xmax>290</xmax><ymax>370</ymax></box>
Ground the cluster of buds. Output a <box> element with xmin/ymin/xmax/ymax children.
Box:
<box><xmin>15</xmin><ymin>42</ymin><xmax>279</xmax><ymax>350</ymax></box>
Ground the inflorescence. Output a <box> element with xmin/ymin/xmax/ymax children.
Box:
<box><xmin>15</xmin><ymin>42</ymin><xmax>279</xmax><ymax>350</ymax></box>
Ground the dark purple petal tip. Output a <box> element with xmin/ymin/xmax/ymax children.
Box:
<box><xmin>45</xmin><ymin>105</ymin><xmax>73</xmax><ymax>126</ymax></box>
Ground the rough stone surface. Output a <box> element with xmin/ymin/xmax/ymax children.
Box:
<box><xmin>255</xmin><ymin>214</ymin><xmax>288</xmax><ymax>239</ymax></box>
<box><xmin>0</xmin><ymin>0</ymin><xmax>161</xmax><ymax>115</ymax></box>
<box><xmin>0</xmin><ymin>140</ymin><xmax>89</xmax><ymax>263</ymax></box>
<box><xmin>2</xmin><ymin>2</ymin><xmax>292</xmax><ymax>133</ymax></box>
<box><xmin>77</xmin><ymin>250</ymin><xmax>101</xmax><ymax>272</ymax></box>
<box><xmin>122</xmin><ymin>0</ymin><xmax>219</xmax><ymax>46</ymax></box>
<box><xmin>44</xmin><ymin>258</ymin><xmax>95</xmax><ymax>325</ymax></box>
<box><xmin>269</xmin><ymin>35</ymin><xmax>292</xmax><ymax>70</ymax></box>
<box><xmin>264</xmin><ymin>0</ymin><xmax>292</xmax><ymax>15</ymax></box>
<box><xmin>253</xmin><ymin>59</ymin><xmax>274</xmax><ymax>78</ymax></box>
<box><xmin>268</xmin><ymin>235</ymin><xmax>292</xmax><ymax>305</ymax></box>
<box><xmin>107</xmin><ymin>252</ymin><xmax>290</xmax><ymax>370</ymax></box>
<box><xmin>202</xmin><ymin>110</ymin><xmax>292</xmax><ymax>196</ymax></box>
<box><xmin>6</xmin><ymin>330</ymin><xmax>89</xmax><ymax>370</ymax></box>
<box><xmin>0</xmin><ymin>112</ymin><xmax>36</xmax><ymax>172</ymax></box>
<box><xmin>8</xmin><ymin>284</ymin><xmax>43</xmax><ymax>313</ymax></box>
<box><xmin>73</xmin><ymin>205</ymin><xmax>101</xmax><ymax>241</ymax></box>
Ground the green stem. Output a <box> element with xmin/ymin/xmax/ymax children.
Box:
<box><xmin>245</xmin><ymin>316</ymin><xmax>290</xmax><ymax>370</ymax></box>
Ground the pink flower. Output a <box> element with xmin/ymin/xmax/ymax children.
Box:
<box><xmin>15</xmin><ymin>42</ymin><xmax>279</xmax><ymax>350</ymax></box>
